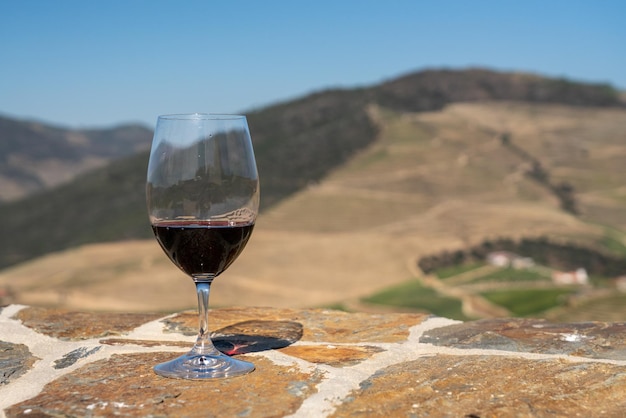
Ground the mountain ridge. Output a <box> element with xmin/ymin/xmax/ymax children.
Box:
<box><xmin>373</xmin><ymin>68</ymin><xmax>623</xmax><ymax>111</ymax></box>
<box><xmin>1</xmin><ymin>67</ymin><xmax>624</xmax><ymax>269</ymax></box>
<box><xmin>0</xmin><ymin>115</ymin><xmax>152</xmax><ymax>202</ymax></box>
<box><xmin>3</xmin><ymin>100</ymin><xmax>625</xmax><ymax>314</ymax></box>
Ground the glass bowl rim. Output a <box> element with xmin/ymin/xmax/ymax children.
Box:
<box><xmin>158</xmin><ymin>113</ymin><xmax>246</xmax><ymax>120</ymax></box>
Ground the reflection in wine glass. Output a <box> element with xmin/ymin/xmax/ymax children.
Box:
<box><xmin>146</xmin><ymin>113</ymin><xmax>259</xmax><ymax>379</ymax></box>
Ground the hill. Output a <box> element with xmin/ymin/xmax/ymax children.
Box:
<box><xmin>2</xmin><ymin>101</ymin><xmax>625</xmax><ymax>314</ymax></box>
<box><xmin>0</xmin><ymin>116</ymin><xmax>152</xmax><ymax>202</ymax></box>
<box><xmin>0</xmin><ymin>68</ymin><xmax>624</xmax><ymax>270</ymax></box>
<box><xmin>373</xmin><ymin>68</ymin><xmax>622</xmax><ymax>111</ymax></box>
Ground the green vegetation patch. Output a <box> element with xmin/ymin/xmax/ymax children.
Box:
<box><xmin>362</xmin><ymin>279</ymin><xmax>470</xmax><ymax>321</ymax></box>
<box><xmin>481</xmin><ymin>288</ymin><xmax>574</xmax><ymax>317</ymax></box>
<box><xmin>435</xmin><ymin>262</ymin><xmax>485</xmax><ymax>279</ymax></box>
<box><xmin>599</xmin><ymin>227</ymin><xmax>626</xmax><ymax>258</ymax></box>
<box><xmin>471</xmin><ymin>267</ymin><xmax>550</xmax><ymax>284</ymax></box>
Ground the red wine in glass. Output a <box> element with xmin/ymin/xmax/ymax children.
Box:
<box><xmin>151</xmin><ymin>220</ymin><xmax>254</xmax><ymax>277</ymax></box>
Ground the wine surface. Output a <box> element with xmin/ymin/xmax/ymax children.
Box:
<box><xmin>152</xmin><ymin>220</ymin><xmax>254</xmax><ymax>278</ymax></box>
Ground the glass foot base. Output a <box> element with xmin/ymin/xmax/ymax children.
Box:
<box><xmin>154</xmin><ymin>352</ymin><xmax>255</xmax><ymax>379</ymax></box>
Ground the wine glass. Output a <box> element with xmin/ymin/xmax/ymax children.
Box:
<box><xmin>146</xmin><ymin>113</ymin><xmax>259</xmax><ymax>379</ymax></box>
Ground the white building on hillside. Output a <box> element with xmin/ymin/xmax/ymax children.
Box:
<box><xmin>552</xmin><ymin>268</ymin><xmax>589</xmax><ymax>286</ymax></box>
<box><xmin>486</xmin><ymin>251</ymin><xmax>534</xmax><ymax>269</ymax></box>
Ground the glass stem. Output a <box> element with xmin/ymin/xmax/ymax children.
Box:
<box><xmin>192</xmin><ymin>279</ymin><xmax>221</xmax><ymax>356</ymax></box>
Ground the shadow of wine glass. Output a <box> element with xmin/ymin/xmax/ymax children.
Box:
<box><xmin>210</xmin><ymin>320</ymin><xmax>303</xmax><ymax>355</ymax></box>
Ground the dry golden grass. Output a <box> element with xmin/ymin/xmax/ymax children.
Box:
<box><xmin>2</xmin><ymin>102</ymin><xmax>625</xmax><ymax>312</ymax></box>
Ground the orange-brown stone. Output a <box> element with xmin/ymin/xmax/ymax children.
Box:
<box><xmin>15</xmin><ymin>307</ymin><xmax>163</xmax><ymax>340</ymax></box>
<box><xmin>6</xmin><ymin>353</ymin><xmax>322</xmax><ymax>417</ymax></box>
<box><xmin>279</xmin><ymin>344</ymin><xmax>384</xmax><ymax>367</ymax></box>
<box><xmin>331</xmin><ymin>355</ymin><xmax>626</xmax><ymax>417</ymax></box>
<box><xmin>99</xmin><ymin>338</ymin><xmax>190</xmax><ymax>348</ymax></box>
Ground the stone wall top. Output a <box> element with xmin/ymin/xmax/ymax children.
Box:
<box><xmin>2</xmin><ymin>305</ymin><xmax>626</xmax><ymax>417</ymax></box>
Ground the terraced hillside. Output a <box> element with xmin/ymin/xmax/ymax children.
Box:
<box><xmin>1</xmin><ymin>68</ymin><xmax>622</xmax><ymax>270</ymax></box>
<box><xmin>2</xmin><ymin>101</ymin><xmax>625</xmax><ymax>317</ymax></box>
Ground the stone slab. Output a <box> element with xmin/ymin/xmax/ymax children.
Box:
<box><xmin>6</xmin><ymin>353</ymin><xmax>322</xmax><ymax>417</ymax></box>
<box><xmin>331</xmin><ymin>354</ymin><xmax>626</xmax><ymax>417</ymax></box>
<box><xmin>15</xmin><ymin>307</ymin><xmax>163</xmax><ymax>341</ymax></box>
<box><xmin>279</xmin><ymin>344</ymin><xmax>384</xmax><ymax>367</ymax></box>
<box><xmin>3</xmin><ymin>306</ymin><xmax>626</xmax><ymax>417</ymax></box>
<box><xmin>0</xmin><ymin>342</ymin><xmax>38</xmax><ymax>386</ymax></box>
<box><xmin>421</xmin><ymin>317</ymin><xmax>626</xmax><ymax>360</ymax></box>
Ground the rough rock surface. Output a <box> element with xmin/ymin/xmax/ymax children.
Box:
<box><xmin>1</xmin><ymin>305</ymin><xmax>626</xmax><ymax>417</ymax></box>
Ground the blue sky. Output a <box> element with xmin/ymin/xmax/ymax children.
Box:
<box><xmin>1</xmin><ymin>0</ymin><xmax>624</xmax><ymax>128</ymax></box>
